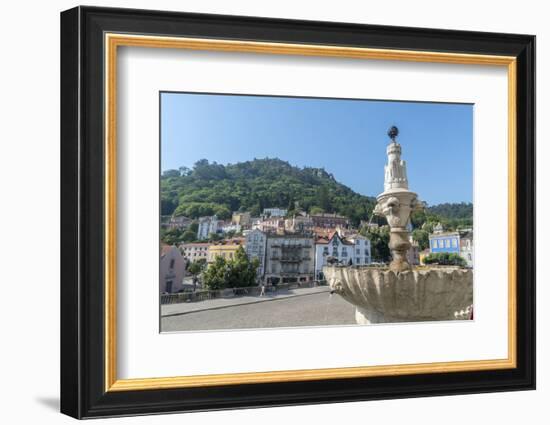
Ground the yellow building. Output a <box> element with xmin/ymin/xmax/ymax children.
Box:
<box><xmin>231</xmin><ymin>212</ymin><xmax>251</xmax><ymax>227</ymax></box>
<box><xmin>207</xmin><ymin>239</ymin><xmax>245</xmax><ymax>263</ymax></box>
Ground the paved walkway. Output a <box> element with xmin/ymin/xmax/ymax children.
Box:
<box><xmin>161</xmin><ymin>290</ymin><xmax>356</xmax><ymax>332</ymax></box>
<box><xmin>161</xmin><ymin>286</ymin><xmax>332</xmax><ymax>317</ymax></box>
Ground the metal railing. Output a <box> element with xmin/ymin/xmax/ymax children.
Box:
<box><xmin>160</xmin><ymin>280</ymin><xmax>327</xmax><ymax>305</ymax></box>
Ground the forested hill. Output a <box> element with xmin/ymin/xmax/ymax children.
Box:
<box><xmin>161</xmin><ymin>158</ymin><xmax>473</xmax><ymax>228</ymax></box>
<box><xmin>161</xmin><ymin>158</ymin><xmax>376</xmax><ymax>226</ymax></box>
<box><xmin>426</xmin><ymin>202</ymin><xmax>473</xmax><ymax>220</ymax></box>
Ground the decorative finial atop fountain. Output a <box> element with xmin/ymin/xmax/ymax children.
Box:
<box><xmin>374</xmin><ymin>126</ymin><xmax>421</xmax><ymax>272</ymax></box>
<box><xmin>383</xmin><ymin>126</ymin><xmax>408</xmax><ymax>192</ymax></box>
<box><xmin>387</xmin><ymin>125</ymin><xmax>399</xmax><ymax>141</ymax></box>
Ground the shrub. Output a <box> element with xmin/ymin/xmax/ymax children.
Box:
<box><xmin>423</xmin><ymin>252</ymin><xmax>466</xmax><ymax>267</ymax></box>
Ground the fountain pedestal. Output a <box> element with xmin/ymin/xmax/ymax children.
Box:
<box><xmin>372</xmin><ymin>128</ymin><xmax>423</xmax><ymax>272</ymax></box>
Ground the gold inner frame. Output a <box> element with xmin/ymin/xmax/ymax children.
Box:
<box><xmin>104</xmin><ymin>33</ymin><xmax>517</xmax><ymax>392</ymax></box>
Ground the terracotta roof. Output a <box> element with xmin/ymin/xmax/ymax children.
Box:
<box><xmin>160</xmin><ymin>243</ymin><xmax>174</xmax><ymax>257</ymax></box>
<box><xmin>315</xmin><ymin>232</ymin><xmax>354</xmax><ymax>246</ymax></box>
<box><xmin>212</xmin><ymin>238</ymin><xmax>244</xmax><ymax>246</ymax></box>
<box><xmin>179</xmin><ymin>242</ymin><xmax>211</xmax><ymax>248</ymax></box>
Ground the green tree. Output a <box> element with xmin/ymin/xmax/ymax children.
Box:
<box><xmin>202</xmin><ymin>256</ymin><xmax>228</xmax><ymax>290</ymax></box>
<box><xmin>317</xmin><ymin>185</ymin><xmax>332</xmax><ymax>212</ymax></box>
<box><xmin>412</xmin><ymin>229</ymin><xmax>430</xmax><ymax>250</ymax></box>
<box><xmin>187</xmin><ymin>258</ymin><xmax>206</xmax><ymax>276</ymax></box>
<box><xmin>309</xmin><ymin>206</ymin><xmax>324</xmax><ymax>215</ymax></box>
<box><xmin>181</xmin><ymin>229</ymin><xmax>197</xmax><ymax>242</ymax></box>
<box><xmin>162</xmin><ymin>169</ymin><xmax>180</xmax><ymax>178</ymax></box>
<box><xmin>160</xmin><ymin>227</ymin><xmax>184</xmax><ymax>245</ymax></box>
<box><xmin>178</xmin><ymin>166</ymin><xmax>191</xmax><ymax>176</ymax></box>
<box><xmin>225</xmin><ymin>246</ymin><xmax>260</xmax><ymax>288</ymax></box>
<box><xmin>361</xmin><ymin>226</ymin><xmax>391</xmax><ymax>262</ymax></box>
<box><xmin>202</xmin><ymin>247</ymin><xmax>259</xmax><ymax>290</ymax></box>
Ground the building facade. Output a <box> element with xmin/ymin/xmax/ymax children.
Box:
<box><xmin>207</xmin><ymin>239</ymin><xmax>245</xmax><ymax>263</ymax></box>
<box><xmin>407</xmin><ymin>238</ymin><xmax>420</xmax><ymax>266</ymax></box>
<box><xmin>220</xmin><ymin>221</ymin><xmax>242</xmax><ymax>234</ymax></box>
<box><xmin>314</xmin><ymin>232</ymin><xmax>371</xmax><ymax>280</ymax></box>
<box><xmin>264</xmin><ymin>233</ymin><xmax>315</xmax><ymax>284</ymax></box>
<box><xmin>429</xmin><ymin>232</ymin><xmax>461</xmax><ymax>254</ymax></box>
<box><xmin>429</xmin><ymin>227</ymin><xmax>474</xmax><ymax>267</ymax></box>
<box><xmin>311</xmin><ymin>213</ymin><xmax>349</xmax><ymax>229</ymax></box>
<box><xmin>179</xmin><ymin>242</ymin><xmax>210</xmax><ymax>262</ymax></box>
<box><xmin>160</xmin><ymin>244</ymin><xmax>187</xmax><ymax>293</ymax></box>
<box><xmin>162</xmin><ymin>215</ymin><xmax>192</xmax><ymax>230</ymax></box>
<box><xmin>460</xmin><ymin>230</ymin><xmax>474</xmax><ymax>267</ymax></box>
<box><xmin>284</xmin><ymin>214</ymin><xmax>314</xmax><ymax>233</ymax></box>
<box><xmin>245</xmin><ymin>229</ymin><xmax>267</xmax><ymax>278</ymax></box>
<box><xmin>262</xmin><ymin>207</ymin><xmax>288</xmax><ymax>218</ymax></box>
<box><xmin>232</xmin><ymin>211</ymin><xmax>251</xmax><ymax>227</ymax></box>
<box><xmin>197</xmin><ymin>215</ymin><xmax>220</xmax><ymax>240</ymax></box>
<box><xmin>253</xmin><ymin>217</ymin><xmax>285</xmax><ymax>233</ymax></box>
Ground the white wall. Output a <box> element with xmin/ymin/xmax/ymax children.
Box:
<box><xmin>0</xmin><ymin>1</ymin><xmax>545</xmax><ymax>424</ymax></box>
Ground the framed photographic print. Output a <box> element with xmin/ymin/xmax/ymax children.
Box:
<box><xmin>60</xmin><ymin>6</ymin><xmax>535</xmax><ymax>419</ymax></box>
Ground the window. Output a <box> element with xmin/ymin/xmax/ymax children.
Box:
<box><xmin>356</xmin><ymin>249</ymin><xmax>360</xmax><ymax>255</ymax></box>
<box><xmin>169</xmin><ymin>259</ymin><xmax>175</xmax><ymax>269</ymax></box>
<box><xmin>364</xmin><ymin>249</ymin><xmax>369</xmax><ymax>256</ymax></box>
<box><xmin>356</xmin><ymin>258</ymin><xmax>361</xmax><ymax>264</ymax></box>
<box><xmin>332</xmin><ymin>248</ymin><xmax>338</xmax><ymax>257</ymax></box>
<box><xmin>445</xmin><ymin>239</ymin><xmax>451</xmax><ymax>248</ymax></box>
<box><xmin>452</xmin><ymin>239</ymin><xmax>458</xmax><ymax>247</ymax></box>
<box><xmin>438</xmin><ymin>240</ymin><xmax>444</xmax><ymax>248</ymax></box>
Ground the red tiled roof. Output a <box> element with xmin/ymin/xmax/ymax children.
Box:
<box><xmin>160</xmin><ymin>243</ymin><xmax>173</xmax><ymax>256</ymax></box>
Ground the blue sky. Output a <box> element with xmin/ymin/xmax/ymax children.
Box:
<box><xmin>161</xmin><ymin>92</ymin><xmax>473</xmax><ymax>205</ymax></box>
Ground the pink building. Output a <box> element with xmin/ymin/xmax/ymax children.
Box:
<box><xmin>160</xmin><ymin>244</ymin><xmax>187</xmax><ymax>293</ymax></box>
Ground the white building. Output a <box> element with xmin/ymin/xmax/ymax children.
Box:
<box><xmin>160</xmin><ymin>244</ymin><xmax>187</xmax><ymax>293</ymax></box>
<box><xmin>162</xmin><ymin>215</ymin><xmax>192</xmax><ymax>230</ymax></box>
<box><xmin>245</xmin><ymin>229</ymin><xmax>267</xmax><ymax>278</ymax></box>
<box><xmin>220</xmin><ymin>222</ymin><xmax>242</xmax><ymax>234</ymax></box>
<box><xmin>314</xmin><ymin>232</ymin><xmax>371</xmax><ymax>280</ymax></box>
<box><xmin>252</xmin><ymin>217</ymin><xmax>285</xmax><ymax>233</ymax></box>
<box><xmin>179</xmin><ymin>242</ymin><xmax>210</xmax><ymax>262</ymax></box>
<box><xmin>196</xmin><ymin>215</ymin><xmax>220</xmax><ymax>240</ymax></box>
<box><xmin>262</xmin><ymin>207</ymin><xmax>287</xmax><ymax>218</ymax></box>
<box><xmin>284</xmin><ymin>214</ymin><xmax>314</xmax><ymax>233</ymax></box>
<box><xmin>460</xmin><ymin>230</ymin><xmax>474</xmax><ymax>267</ymax></box>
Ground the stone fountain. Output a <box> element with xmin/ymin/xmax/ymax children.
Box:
<box><xmin>324</xmin><ymin>126</ymin><xmax>473</xmax><ymax>324</ymax></box>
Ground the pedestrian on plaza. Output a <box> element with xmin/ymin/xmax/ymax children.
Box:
<box><xmin>260</xmin><ymin>282</ymin><xmax>266</xmax><ymax>297</ymax></box>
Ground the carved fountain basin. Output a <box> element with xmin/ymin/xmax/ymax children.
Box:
<box><xmin>323</xmin><ymin>265</ymin><xmax>473</xmax><ymax>324</ymax></box>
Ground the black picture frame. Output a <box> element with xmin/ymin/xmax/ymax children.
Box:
<box><xmin>61</xmin><ymin>5</ymin><xmax>535</xmax><ymax>419</ymax></box>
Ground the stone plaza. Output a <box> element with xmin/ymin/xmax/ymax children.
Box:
<box><xmin>161</xmin><ymin>286</ymin><xmax>355</xmax><ymax>332</ymax></box>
